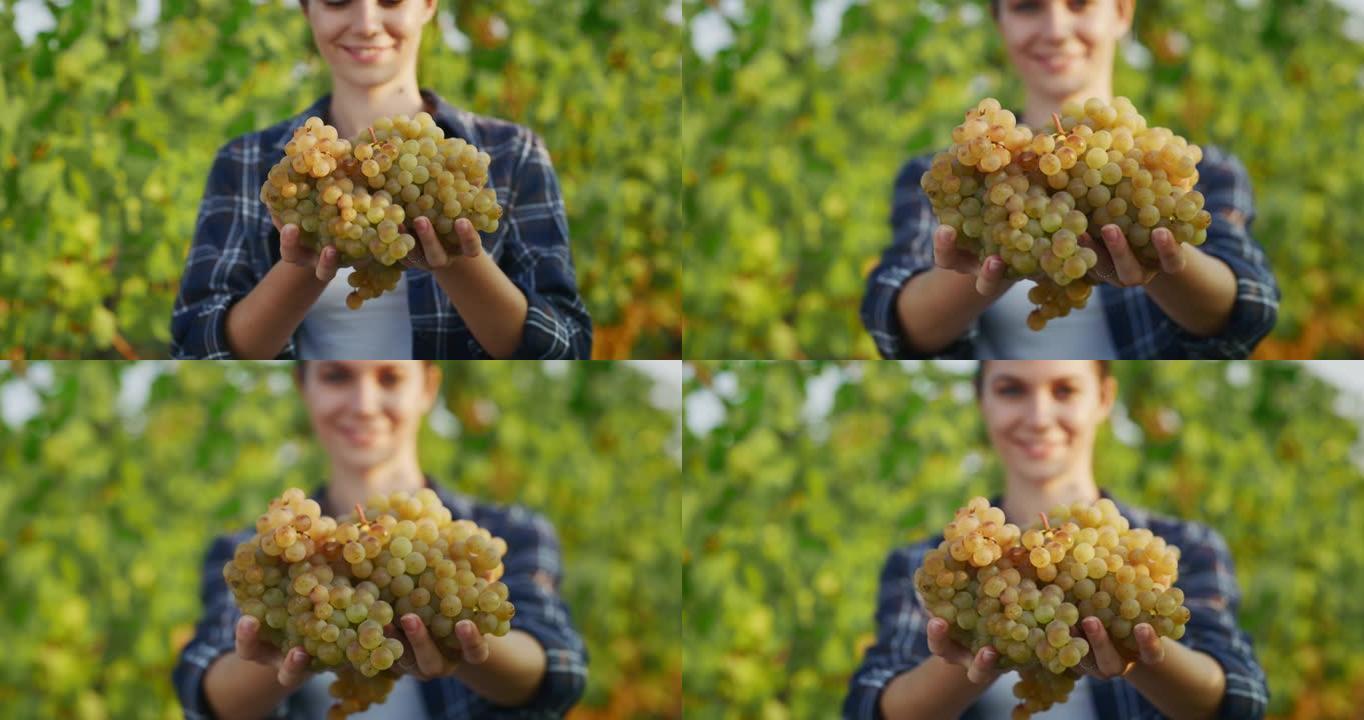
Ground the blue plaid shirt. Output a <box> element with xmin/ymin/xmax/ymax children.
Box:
<box><xmin>171</xmin><ymin>90</ymin><xmax>592</xmax><ymax>359</ymax></box>
<box><xmin>843</xmin><ymin>493</ymin><xmax>1268</xmax><ymax>720</ymax></box>
<box><xmin>173</xmin><ymin>480</ymin><xmax>588</xmax><ymax>719</ymax></box>
<box><xmin>861</xmin><ymin>146</ymin><xmax>1279</xmax><ymax>358</ymax></box>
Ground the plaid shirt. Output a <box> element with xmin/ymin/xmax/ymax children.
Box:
<box><xmin>843</xmin><ymin>493</ymin><xmax>1268</xmax><ymax>720</ymax></box>
<box><xmin>173</xmin><ymin>480</ymin><xmax>588</xmax><ymax>719</ymax></box>
<box><xmin>171</xmin><ymin>90</ymin><xmax>592</xmax><ymax>359</ymax></box>
<box><xmin>861</xmin><ymin>146</ymin><xmax>1279</xmax><ymax>359</ymax></box>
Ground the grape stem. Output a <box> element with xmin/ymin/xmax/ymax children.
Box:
<box><xmin>1039</xmin><ymin>512</ymin><xmax>1051</xmax><ymax>531</ymax></box>
<box><xmin>355</xmin><ymin>504</ymin><xmax>369</xmax><ymax>526</ymax></box>
<box><xmin>1052</xmin><ymin>113</ymin><xmax>1065</xmax><ymax>135</ymax></box>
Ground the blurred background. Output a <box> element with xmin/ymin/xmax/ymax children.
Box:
<box><xmin>682</xmin><ymin>0</ymin><xmax>1364</xmax><ymax>358</ymax></box>
<box><xmin>0</xmin><ymin>360</ymin><xmax>682</xmax><ymax>719</ymax></box>
<box><xmin>683</xmin><ymin>360</ymin><xmax>1364</xmax><ymax>718</ymax></box>
<box><xmin>0</xmin><ymin>0</ymin><xmax>682</xmax><ymax>359</ymax></box>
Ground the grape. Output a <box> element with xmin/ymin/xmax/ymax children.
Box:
<box><xmin>915</xmin><ymin>497</ymin><xmax>1191</xmax><ymax>718</ymax></box>
<box><xmin>259</xmin><ymin>113</ymin><xmax>504</xmax><ymax>309</ymax></box>
<box><xmin>921</xmin><ymin>97</ymin><xmax>1207</xmax><ymax>329</ymax></box>
<box><xmin>223</xmin><ymin>488</ymin><xmax>516</xmax><ymax>718</ymax></box>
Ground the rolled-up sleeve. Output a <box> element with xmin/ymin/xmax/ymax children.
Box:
<box><xmin>1163</xmin><ymin>148</ymin><xmax>1279</xmax><ymax>358</ymax></box>
<box><xmin>1176</xmin><ymin>523</ymin><xmax>1269</xmax><ymax>719</ymax></box>
<box><xmin>843</xmin><ymin>544</ymin><xmax>935</xmax><ymax>720</ymax></box>
<box><xmin>495</xmin><ymin>506</ymin><xmax>588</xmax><ymax>712</ymax></box>
<box><xmin>861</xmin><ymin>156</ymin><xmax>975</xmax><ymax>359</ymax></box>
<box><xmin>170</xmin><ymin>140</ymin><xmax>276</xmax><ymax>360</ymax></box>
<box><xmin>498</xmin><ymin>131</ymin><xmax>593</xmax><ymax>360</ymax></box>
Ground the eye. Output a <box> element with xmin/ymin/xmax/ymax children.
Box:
<box><xmin>1068</xmin><ymin>0</ymin><xmax>1092</xmax><ymax>11</ymax></box>
<box><xmin>319</xmin><ymin>364</ymin><xmax>352</xmax><ymax>384</ymax></box>
<box><xmin>1053</xmin><ymin>383</ymin><xmax>1076</xmax><ymax>400</ymax></box>
<box><xmin>377</xmin><ymin>367</ymin><xmax>405</xmax><ymax>387</ymax></box>
<box><xmin>994</xmin><ymin>381</ymin><xmax>1025</xmax><ymax>396</ymax></box>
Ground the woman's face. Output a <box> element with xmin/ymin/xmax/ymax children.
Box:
<box><xmin>995</xmin><ymin>0</ymin><xmax>1131</xmax><ymax>102</ymax></box>
<box><xmin>303</xmin><ymin>0</ymin><xmax>435</xmax><ymax>90</ymax></box>
<box><xmin>298</xmin><ymin>361</ymin><xmax>439</xmax><ymax>472</ymax></box>
<box><xmin>979</xmin><ymin>361</ymin><xmax>1115</xmax><ymax>485</ymax></box>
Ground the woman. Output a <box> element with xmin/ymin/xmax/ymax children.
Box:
<box><xmin>843</xmin><ymin>360</ymin><xmax>1267</xmax><ymax>719</ymax></box>
<box><xmin>860</xmin><ymin>0</ymin><xmax>1278</xmax><ymax>359</ymax></box>
<box><xmin>171</xmin><ymin>0</ymin><xmax>592</xmax><ymax>360</ymax></box>
<box><xmin>173</xmin><ymin>360</ymin><xmax>588</xmax><ymax>719</ymax></box>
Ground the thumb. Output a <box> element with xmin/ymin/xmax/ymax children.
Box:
<box><xmin>276</xmin><ymin>647</ymin><xmax>312</xmax><ymax>690</ymax></box>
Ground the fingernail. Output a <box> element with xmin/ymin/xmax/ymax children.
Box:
<box><xmin>404</xmin><ymin>615</ymin><xmax>420</xmax><ymax>631</ymax></box>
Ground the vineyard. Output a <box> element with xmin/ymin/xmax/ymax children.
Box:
<box><xmin>0</xmin><ymin>361</ymin><xmax>682</xmax><ymax>719</ymax></box>
<box><xmin>682</xmin><ymin>0</ymin><xmax>1364</xmax><ymax>358</ymax></box>
<box><xmin>683</xmin><ymin>360</ymin><xmax>1364</xmax><ymax>718</ymax></box>
<box><xmin>0</xmin><ymin>0</ymin><xmax>681</xmax><ymax>359</ymax></box>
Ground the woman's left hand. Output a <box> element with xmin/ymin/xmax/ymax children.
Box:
<box><xmin>393</xmin><ymin>613</ymin><xmax>492</xmax><ymax>679</ymax></box>
<box><xmin>1080</xmin><ymin>224</ymin><xmax>1187</xmax><ymax>287</ymax></box>
<box><xmin>400</xmin><ymin>216</ymin><xmax>484</xmax><ymax>272</ymax></box>
<box><xmin>1073</xmin><ymin>616</ymin><xmax>1167</xmax><ymax>679</ymax></box>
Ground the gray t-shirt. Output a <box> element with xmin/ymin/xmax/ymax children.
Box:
<box><xmin>975</xmin><ymin>671</ymin><xmax>1096</xmax><ymax>719</ymax></box>
<box><xmin>977</xmin><ymin>280</ymin><xmax>1118</xmax><ymax>359</ymax></box>
<box><xmin>296</xmin><ymin>266</ymin><xmax>414</xmax><ymax>360</ymax></box>
<box><xmin>298</xmin><ymin>671</ymin><xmax>430</xmax><ymax>720</ymax></box>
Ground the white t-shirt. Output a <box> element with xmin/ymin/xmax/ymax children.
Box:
<box><xmin>976</xmin><ymin>281</ymin><xmax>1119</xmax><ymax>359</ymax></box>
<box><xmin>296</xmin><ymin>266</ymin><xmax>414</xmax><ymax>360</ymax></box>
<box><xmin>298</xmin><ymin>671</ymin><xmax>430</xmax><ymax>720</ymax></box>
<box><xmin>975</xmin><ymin>671</ymin><xmax>1096</xmax><ymax>719</ymax></box>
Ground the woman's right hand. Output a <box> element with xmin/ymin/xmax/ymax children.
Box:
<box><xmin>235</xmin><ymin>615</ymin><xmax>313</xmax><ymax>690</ymax></box>
<box><xmin>926</xmin><ymin>616</ymin><xmax>1004</xmax><ymax>685</ymax></box>
<box><xmin>931</xmin><ymin>224</ymin><xmax>1014</xmax><ymax>298</ymax></box>
<box><xmin>271</xmin><ymin>213</ymin><xmax>340</xmax><ymax>283</ymax></box>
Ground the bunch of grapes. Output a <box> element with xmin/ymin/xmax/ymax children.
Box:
<box><xmin>223</xmin><ymin>488</ymin><xmax>516</xmax><ymax>719</ymax></box>
<box><xmin>921</xmin><ymin>97</ymin><xmax>1211</xmax><ymax>329</ymax></box>
<box><xmin>914</xmin><ymin>497</ymin><xmax>1191</xmax><ymax>719</ymax></box>
<box><xmin>259</xmin><ymin>113</ymin><xmax>505</xmax><ymax>309</ymax></box>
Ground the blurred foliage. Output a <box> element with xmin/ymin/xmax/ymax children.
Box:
<box><xmin>682</xmin><ymin>0</ymin><xmax>1364</xmax><ymax>358</ymax></box>
<box><xmin>0</xmin><ymin>0</ymin><xmax>681</xmax><ymax>359</ymax></box>
<box><xmin>683</xmin><ymin>360</ymin><xmax>1364</xmax><ymax>718</ymax></box>
<box><xmin>0</xmin><ymin>361</ymin><xmax>681</xmax><ymax>719</ymax></box>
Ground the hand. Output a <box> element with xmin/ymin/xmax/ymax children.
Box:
<box><xmin>271</xmin><ymin>212</ymin><xmax>339</xmax><ymax>283</ymax></box>
<box><xmin>926</xmin><ymin>617</ymin><xmax>1004</xmax><ymax>685</ymax></box>
<box><xmin>1073</xmin><ymin>616</ymin><xmax>1166</xmax><ymax>680</ymax></box>
<box><xmin>400</xmin><ymin>217</ymin><xmax>484</xmax><ymax>272</ymax></box>
<box><xmin>235</xmin><ymin>615</ymin><xmax>313</xmax><ymax>690</ymax></box>
<box><xmin>393</xmin><ymin>614</ymin><xmax>491</xmax><ymax>680</ymax></box>
<box><xmin>932</xmin><ymin>224</ymin><xmax>1015</xmax><ymax>298</ymax></box>
<box><xmin>1080</xmin><ymin>224</ymin><xmax>1187</xmax><ymax>288</ymax></box>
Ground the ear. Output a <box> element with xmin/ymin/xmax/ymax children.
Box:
<box><xmin>1114</xmin><ymin>0</ymin><xmax>1136</xmax><ymax>39</ymax></box>
<box><xmin>423</xmin><ymin>362</ymin><xmax>443</xmax><ymax>411</ymax></box>
<box><xmin>422</xmin><ymin>0</ymin><xmax>438</xmax><ymax>25</ymax></box>
<box><xmin>1097</xmin><ymin>375</ymin><xmax>1118</xmax><ymax>420</ymax></box>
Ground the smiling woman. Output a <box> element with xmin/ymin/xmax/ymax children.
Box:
<box><xmin>861</xmin><ymin>0</ymin><xmax>1280</xmax><ymax>360</ymax></box>
<box><xmin>170</xmin><ymin>0</ymin><xmax>592</xmax><ymax>361</ymax></box>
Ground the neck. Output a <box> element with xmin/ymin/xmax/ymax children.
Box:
<box><xmin>327</xmin><ymin>73</ymin><xmax>427</xmax><ymax>140</ymax></box>
<box><xmin>324</xmin><ymin>451</ymin><xmax>427</xmax><ymax>516</ymax></box>
<box><xmin>1000</xmin><ymin>466</ymin><xmax>1100</xmax><ymax>528</ymax></box>
<box><xmin>1021</xmin><ymin>79</ymin><xmax>1115</xmax><ymax>130</ymax></box>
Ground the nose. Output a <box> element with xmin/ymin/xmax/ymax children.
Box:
<box><xmin>352</xmin><ymin>0</ymin><xmax>383</xmax><ymax>36</ymax></box>
<box><xmin>349</xmin><ymin>374</ymin><xmax>382</xmax><ymax>415</ymax></box>
<box><xmin>1038</xmin><ymin>2</ymin><xmax>1073</xmax><ymax>43</ymax></box>
<box><xmin>1021</xmin><ymin>390</ymin><xmax>1055</xmax><ymax>429</ymax></box>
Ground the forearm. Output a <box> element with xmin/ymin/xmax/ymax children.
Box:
<box><xmin>895</xmin><ymin>268</ymin><xmax>999</xmax><ymax>355</ymax></box>
<box><xmin>878</xmin><ymin>656</ymin><xmax>991</xmax><ymax>720</ymax></box>
<box><xmin>450</xmin><ymin>630</ymin><xmax>547</xmax><ymax>707</ymax></box>
<box><xmin>1143</xmin><ymin>246</ymin><xmax>1237</xmax><ymax>337</ymax></box>
<box><xmin>429</xmin><ymin>256</ymin><xmax>528</xmax><ymax>358</ymax></box>
<box><xmin>202</xmin><ymin>652</ymin><xmax>295</xmax><ymax>720</ymax></box>
<box><xmin>225</xmin><ymin>261</ymin><xmax>328</xmax><ymax>359</ymax></box>
<box><xmin>1125</xmin><ymin>639</ymin><xmax>1227</xmax><ymax>720</ymax></box>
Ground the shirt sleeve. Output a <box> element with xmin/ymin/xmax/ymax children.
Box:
<box><xmin>861</xmin><ymin>155</ymin><xmax>976</xmax><ymax>359</ymax></box>
<box><xmin>496</xmin><ymin>131</ymin><xmax>593</xmax><ymax>359</ymax></box>
<box><xmin>172</xmin><ymin>535</ymin><xmax>290</xmax><ymax>720</ymax></box>
<box><xmin>170</xmin><ymin>141</ymin><xmax>277</xmax><ymax>360</ymax></box>
<box><xmin>1157</xmin><ymin>148</ymin><xmax>1279</xmax><ymax>358</ymax></box>
<box><xmin>1175</xmin><ymin>523</ymin><xmax>1270</xmax><ymax>719</ymax></box>
<box><xmin>495</xmin><ymin>506</ymin><xmax>589</xmax><ymax>713</ymax></box>
<box><xmin>843</xmin><ymin>544</ymin><xmax>936</xmax><ymax>720</ymax></box>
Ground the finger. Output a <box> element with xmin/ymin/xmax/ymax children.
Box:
<box><xmin>1082</xmin><ymin>616</ymin><xmax>1126</xmax><ymax>677</ymax></box>
<box><xmin>271</xmin><ymin>214</ymin><xmax>283</xmax><ymax>234</ymax></box>
<box><xmin>315</xmin><ymin>246</ymin><xmax>339</xmax><ymax>283</ymax></box>
<box><xmin>926</xmin><ymin>618</ymin><xmax>971</xmax><ymax>666</ymax></box>
<box><xmin>966</xmin><ymin>646</ymin><xmax>999</xmax><ymax>684</ymax></box>
<box><xmin>276</xmin><ymin>647</ymin><xmax>312</xmax><ymax>689</ymax></box>
<box><xmin>414</xmin><ymin>217</ymin><xmax>448</xmax><ymax>267</ymax></box>
<box><xmin>456</xmin><ymin>619</ymin><xmax>491</xmax><ymax>664</ymax></box>
<box><xmin>1100</xmin><ymin>225</ymin><xmax>1146</xmax><ymax>286</ymax></box>
<box><xmin>975</xmin><ymin>255</ymin><xmax>1006</xmax><ymax>296</ymax></box>
<box><xmin>279</xmin><ymin>224</ymin><xmax>302</xmax><ymax>264</ymax></box>
<box><xmin>235</xmin><ymin>616</ymin><xmax>269</xmax><ymax>663</ymax></box>
<box><xmin>932</xmin><ymin>225</ymin><xmax>960</xmax><ymax>270</ymax></box>
<box><xmin>455</xmin><ymin>218</ymin><xmax>483</xmax><ymax>258</ymax></box>
<box><xmin>1079</xmin><ymin>233</ymin><xmax>1116</xmax><ymax>285</ymax></box>
<box><xmin>401</xmin><ymin>614</ymin><xmax>450</xmax><ymax>676</ymax></box>
<box><xmin>1152</xmin><ymin>228</ymin><xmax>1186</xmax><ymax>274</ymax></box>
<box><xmin>1135</xmin><ymin>624</ymin><xmax>1165</xmax><ymax>665</ymax></box>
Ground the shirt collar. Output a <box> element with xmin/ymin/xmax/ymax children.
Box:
<box><xmin>272</xmin><ymin>89</ymin><xmax>478</xmax><ymax>153</ymax></box>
